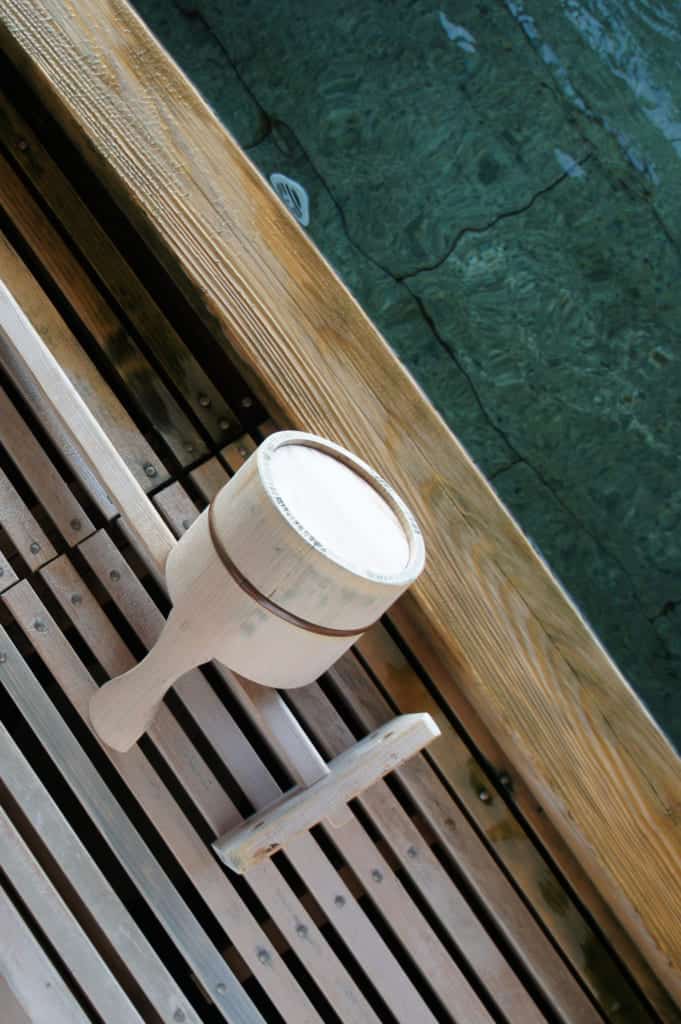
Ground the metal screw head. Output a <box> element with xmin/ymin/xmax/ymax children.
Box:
<box><xmin>215</xmin><ymin>982</ymin><xmax>227</xmax><ymax>995</ymax></box>
<box><xmin>198</xmin><ymin>394</ymin><xmax>211</xmax><ymax>408</ymax></box>
<box><xmin>144</xmin><ymin>463</ymin><xmax>157</xmax><ymax>478</ymax></box>
<box><xmin>407</xmin><ymin>846</ymin><xmax>418</xmax><ymax>859</ymax></box>
<box><xmin>70</xmin><ymin>518</ymin><xmax>82</xmax><ymax>532</ymax></box>
<box><xmin>33</xmin><ymin>619</ymin><xmax>47</xmax><ymax>633</ymax></box>
<box><xmin>256</xmin><ymin>947</ymin><xmax>271</xmax><ymax>964</ymax></box>
<box><xmin>371</xmin><ymin>869</ymin><xmax>383</xmax><ymax>883</ymax></box>
<box><xmin>184</xmin><ymin>442</ymin><xmax>195</xmax><ymax>454</ymax></box>
<box><xmin>238</xmin><ymin>447</ymin><xmax>248</xmax><ymax>459</ymax></box>
<box><xmin>182</xmin><ymin>519</ymin><xmax>191</xmax><ymax>531</ymax></box>
<box><xmin>0</xmin><ymin>653</ymin><xmax>7</xmax><ymax>664</ymax></box>
<box><xmin>173</xmin><ymin>1010</ymin><xmax>186</xmax><ymax>1022</ymax></box>
<box><xmin>17</xmin><ymin>139</ymin><xmax>28</xmax><ymax>151</ymax></box>
<box><xmin>218</xmin><ymin>418</ymin><xmax>231</xmax><ymax>431</ymax></box>
<box><xmin>30</xmin><ymin>541</ymin><xmax>41</xmax><ymax>554</ymax></box>
<box><xmin>334</xmin><ymin>895</ymin><xmax>346</xmax><ymax>908</ymax></box>
<box><xmin>499</xmin><ymin>772</ymin><xmax>511</xmax><ymax>788</ymax></box>
<box><xmin>295</xmin><ymin>923</ymin><xmax>308</xmax><ymax>938</ymax></box>
<box><xmin>109</xmin><ymin>569</ymin><xmax>120</xmax><ymax>582</ymax></box>
<box><xmin>70</xmin><ymin>593</ymin><xmax>82</xmax><ymax>606</ymax></box>
<box><xmin>240</xmin><ymin>395</ymin><xmax>253</xmax><ymax>408</ymax></box>
<box><xmin>478</xmin><ymin>788</ymin><xmax>491</xmax><ymax>803</ymax></box>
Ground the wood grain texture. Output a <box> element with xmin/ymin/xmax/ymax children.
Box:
<box><xmin>0</xmin><ymin>382</ymin><xmax>93</xmax><ymax>545</ymax></box>
<box><xmin>0</xmin><ymin>717</ymin><xmax>204</xmax><ymax>1024</ymax></box>
<box><xmin>231</xmin><ymin>434</ymin><xmax>646</xmax><ymax>1022</ymax></box>
<box><xmin>40</xmin><ymin>552</ymin><xmax>383</xmax><ymax>1024</ymax></box>
<box><xmin>0</xmin><ymin>278</ymin><xmax>176</xmax><ymax>574</ymax></box>
<box><xmin>0</xmin><ymin>230</ymin><xmax>166</xmax><ymax>493</ymax></box>
<box><xmin>79</xmin><ymin>526</ymin><xmax>493</xmax><ymax>1024</ymax></box>
<box><xmin>1</xmin><ymin>0</ymin><xmax>680</xmax><ymax>1000</ymax></box>
<box><xmin>0</xmin><ymin>607</ymin><xmax>264</xmax><ymax>1024</ymax></box>
<box><xmin>0</xmin><ymin>149</ymin><xmax>208</xmax><ymax>465</ymax></box>
<box><xmin>0</xmin><ymin>89</ymin><xmax>239</xmax><ymax>442</ymax></box>
<box><xmin>0</xmin><ymin>882</ymin><xmax>91</xmax><ymax>1024</ymax></box>
<box><xmin>0</xmin><ymin>803</ymin><xmax>144</xmax><ymax>1023</ymax></box>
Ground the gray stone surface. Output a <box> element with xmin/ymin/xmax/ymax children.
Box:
<box><xmin>131</xmin><ymin>0</ymin><xmax>681</xmax><ymax>749</ymax></box>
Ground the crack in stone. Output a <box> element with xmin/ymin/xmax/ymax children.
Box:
<box><xmin>650</xmin><ymin>598</ymin><xmax>681</xmax><ymax>624</ymax></box>
<box><xmin>178</xmin><ymin>0</ymin><xmax>654</xmax><ymax>621</ymax></box>
<box><xmin>398</xmin><ymin>160</ymin><xmax>592</xmax><ymax>282</ymax></box>
<box><xmin>175</xmin><ymin>5</ymin><xmax>272</xmax><ymax>148</ymax></box>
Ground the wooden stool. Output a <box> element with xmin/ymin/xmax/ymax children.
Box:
<box><xmin>89</xmin><ymin>431</ymin><xmax>438</xmax><ymax>869</ymax></box>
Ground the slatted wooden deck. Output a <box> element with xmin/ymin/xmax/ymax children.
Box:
<box><xmin>0</xmin><ymin>3</ymin><xmax>680</xmax><ymax>1022</ymax></box>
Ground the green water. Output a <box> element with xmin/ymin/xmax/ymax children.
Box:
<box><xmin>131</xmin><ymin>0</ymin><xmax>681</xmax><ymax>750</ymax></box>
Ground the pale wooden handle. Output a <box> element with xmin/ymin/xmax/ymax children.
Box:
<box><xmin>89</xmin><ymin>609</ymin><xmax>198</xmax><ymax>751</ymax></box>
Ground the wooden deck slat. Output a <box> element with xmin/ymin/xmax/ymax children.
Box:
<box><xmin>180</xmin><ymin>456</ymin><xmax>553</xmax><ymax>1023</ymax></box>
<box><xmin>0</xmin><ymin>802</ymin><xmax>144</xmax><ymax>1023</ymax></box>
<box><xmin>0</xmin><ymin>717</ymin><xmax>205</xmax><ymax>1024</ymax></box>
<box><xmin>2</xmin><ymin>0</ymin><xmax>675</xmax><ymax>998</ymax></box>
<box><xmin>40</xmin><ymin>552</ymin><xmax>393</xmax><ymax>1024</ymax></box>
<box><xmin>0</xmin><ymin>608</ymin><xmax>265</xmax><ymax>1024</ymax></box>
<box><xmin>355</xmin><ymin>618</ymin><xmax>665</xmax><ymax>1019</ymax></box>
<box><xmin>225</xmin><ymin>440</ymin><xmax>616</xmax><ymax>1023</ymax></box>
<box><xmin>78</xmin><ymin>529</ymin><xmax>483</xmax><ymax>1024</ymax></box>
<box><xmin>0</xmin><ymin>230</ymin><xmax>168</xmax><ymax>493</ymax></box>
<box><xmin>0</xmin><ymin>546</ymin><xmax>19</xmax><ymax>591</ymax></box>
<box><xmin>0</xmin><ymin>278</ymin><xmax>177</xmax><ymax>575</ymax></box>
<box><xmin>0</xmin><ymin>89</ymin><xmax>240</xmax><ymax>443</ymax></box>
<box><xmin>0</xmin><ymin>462</ymin><xmax>57</xmax><ymax>570</ymax></box>
<box><xmin>0</xmin><ymin>881</ymin><xmax>92</xmax><ymax>1024</ymax></box>
<box><xmin>0</xmin><ymin>383</ymin><xmax>93</xmax><ymax>545</ymax></box>
<box><xmin>0</xmin><ymin>148</ymin><xmax>209</xmax><ymax>467</ymax></box>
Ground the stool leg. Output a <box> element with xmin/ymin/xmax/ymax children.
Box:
<box><xmin>89</xmin><ymin>606</ymin><xmax>200</xmax><ymax>752</ymax></box>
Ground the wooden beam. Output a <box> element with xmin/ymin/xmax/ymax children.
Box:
<box><xmin>1</xmin><ymin>0</ymin><xmax>680</xmax><ymax>1001</ymax></box>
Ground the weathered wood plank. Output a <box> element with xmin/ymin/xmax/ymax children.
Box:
<box><xmin>225</xmin><ymin>436</ymin><xmax>612</xmax><ymax>1023</ymax></box>
<box><xmin>0</xmin><ymin>462</ymin><xmax>57</xmax><ymax>569</ymax></box>
<box><xmin>0</xmin><ymin>279</ymin><xmax>176</xmax><ymax>574</ymax></box>
<box><xmin>0</xmin><ymin>802</ymin><xmax>144</xmax><ymax>1023</ymax></box>
<box><xmin>176</xmin><ymin>457</ymin><xmax>539</xmax><ymax>1022</ymax></box>
<box><xmin>0</xmin><ymin>150</ymin><xmax>208</xmax><ymax>466</ymax></box>
<box><xmin>0</xmin><ymin>88</ymin><xmax>240</xmax><ymax>442</ymax></box>
<box><xmin>41</xmin><ymin>549</ymin><xmax>392</xmax><ymax>1024</ymax></box>
<box><xmin>0</xmin><ymin>230</ymin><xmax>167</xmax><ymax>492</ymax></box>
<box><xmin>354</xmin><ymin>618</ymin><xmax>670</xmax><ymax>1021</ymax></box>
<box><xmin>0</xmin><ymin>607</ymin><xmax>264</xmax><ymax>1024</ymax></box>
<box><xmin>0</xmin><ymin>382</ymin><xmax>93</xmax><ymax>545</ymax></box>
<box><xmin>0</xmin><ymin>882</ymin><xmax>92</xmax><ymax>1024</ymax></box>
<box><xmin>0</xmin><ymin>546</ymin><xmax>19</xmax><ymax>591</ymax></box>
<box><xmin>79</xmin><ymin>528</ymin><xmax>491</xmax><ymax>1024</ymax></box>
<box><xmin>0</xmin><ymin>717</ymin><xmax>205</xmax><ymax>1024</ymax></box>
<box><xmin>79</xmin><ymin>528</ymin><xmax>483</xmax><ymax>1024</ymax></box>
<box><xmin>2</xmin><ymin>0</ymin><xmax>677</xmax><ymax>999</ymax></box>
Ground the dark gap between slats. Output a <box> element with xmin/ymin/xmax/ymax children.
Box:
<box><xmin>0</xmin><ymin>782</ymin><xmax>165</xmax><ymax>1024</ymax></box>
<box><xmin>68</xmin><ymin>529</ymin><xmax>359</xmax><ymax>1024</ymax></box>
<box><xmin>0</xmin><ymin>623</ymin><xmax>219</xmax><ymax>1022</ymax></box>
<box><xmin>0</xmin><ymin>60</ymin><xmax>266</xmax><ymax>431</ymax></box>
<box><xmin>0</xmin><ymin>868</ymin><xmax>102</xmax><ymax>1022</ymax></box>
<box><xmin>0</xmin><ymin>136</ymin><xmax>237</xmax><ymax>462</ymax></box>
<box><xmin>362</xmin><ymin>625</ymin><xmax>652</xmax><ymax>1023</ymax></box>
<box><xmin>295</xmin><ymin>675</ymin><xmax>513</xmax><ymax>1023</ymax></box>
<box><xmin>276</xmin><ymin>843</ymin><xmax>402</xmax><ymax>1024</ymax></box>
<box><xmin>0</xmin><ymin>193</ymin><xmax>186</xmax><ymax>483</ymax></box>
